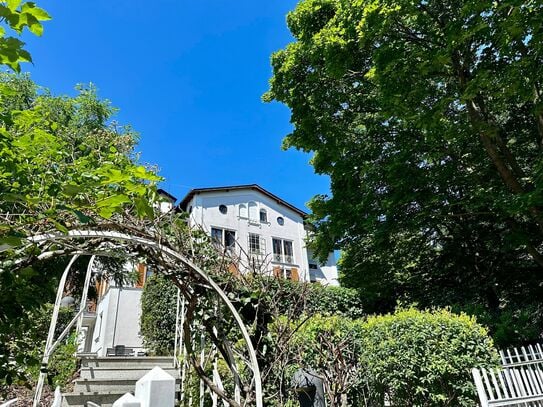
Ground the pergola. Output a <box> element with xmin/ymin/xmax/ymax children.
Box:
<box><xmin>27</xmin><ymin>229</ymin><xmax>263</xmax><ymax>407</ymax></box>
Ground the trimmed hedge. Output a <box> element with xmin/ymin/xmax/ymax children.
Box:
<box><xmin>359</xmin><ymin>308</ymin><xmax>499</xmax><ymax>406</ymax></box>
<box><xmin>140</xmin><ymin>274</ymin><xmax>178</xmax><ymax>355</ymax></box>
<box><xmin>283</xmin><ymin>308</ymin><xmax>499</xmax><ymax>406</ymax></box>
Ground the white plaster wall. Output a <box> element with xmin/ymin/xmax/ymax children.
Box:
<box><xmin>90</xmin><ymin>287</ymin><xmax>144</xmax><ymax>356</ymax></box>
<box><xmin>91</xmin><ymin>289</ymin><xmax>111</xmax><ymax>355</ymax></box>
<box><xmin>307</xmin><ymin>250</ymin><xmax>339</xmax><ymax>286</ymax></box>
<box><xmin>187</xmin><ymin>189</ymin><xmax>309</xmax><ymax>277</ymax></box>
<box><xmin>111</xmin><ymin>288</ymin><xmax>144</xmax><ymax>351</ymax></box>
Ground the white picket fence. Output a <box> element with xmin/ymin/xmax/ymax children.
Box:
<box><xmin>473</xmin><ymin>343</ymin><xmax>543</xmax><ymax>407</ymax></box>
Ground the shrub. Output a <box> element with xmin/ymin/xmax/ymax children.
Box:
<box><xmin>4</xmin><ymin>304</ymin><xmax>78</xmax><ymax>391</ymax></box>
<box><xmin>359</xmin><ymin>308</ymin><xmax>499</xmax><ymax>406</ymax></box>
<box><xmin>283</xmin><ymin>314</ymin><xmax>365</xmax><ymax>406</ymax></box>
<box><xmin>140</xmin><ymin>273</ymin><xmax>177</xmax><ymax>355</ymax></box>
<box><xmin>140</xmin><ymin>273</ymin><xmax>364</xmax><ymax>355</ymax></box>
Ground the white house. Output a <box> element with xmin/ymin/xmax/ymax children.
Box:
<box><xmin>80</xmin><ymin>185</ymin><xmax>338</xmax><ymax>356</ymax></box>
<box><xmin>179</xmin><ymin>184</ymin><xmax>338</xmax><ymax>285</ymax></box>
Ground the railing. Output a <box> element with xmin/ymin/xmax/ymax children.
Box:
<box><xmin>500</xmin><ymin>343</ymin><xmax>543</xmax><ymax>367</ymax></box>
<box><xmin>473</xmin><ymin>342</ymin><xmax>543</xmax><ymax>406</ymax></box>
<box><xmin>272</xmin><ymin>253</ymin><xmax>294</xmax><ymax>264</ymax></box>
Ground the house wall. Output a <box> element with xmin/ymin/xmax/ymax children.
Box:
<box><xmin>90</xmin><ymin>287</ymin><xmax>144</xmax><ymax>356</ymax></box>
<box><xmin>187</xmin><ymin>190</ymin><xmax>310</xmax><ymax>279</ymax></box>
<box><xmin>186</xmin><ymin>188</ymin><xmax>338</xmax><ymax>283</ymax></box>
<box><xmin>308</xmin><ymin>251</ymin><xmax>339</xmax><ymax>286</ymax></box>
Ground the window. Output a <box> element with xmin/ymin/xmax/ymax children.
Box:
<box><xmin>248</xmin><ymin>201</ymin><xmax>258</xmax><ymax>221</ymax></box>
<box><xmin>239</xmin><ymin>204</ymin><xmax>248</xmax><ymax>218</ymax></box>
<box><xmin>211</xmin><ymin>227</ymin><xmax>222</xmax><ymax>244</ymax></box>
<box><xmin>259</xmin><ymin>209</ymin><xmax>267</xmax><ymax>223</ymax></box>
<box><xmin>224</xmin><ymin>230</ymin><xmax>235</xmax><ymax>249</ymax></box>
<box><xmin>145</xmin><ymin>265</ymin><xmax>153</xmax><ymax>282</ymax></box>
<box><xmin>272</xmin><ymin>238</ymin><xmax>294</xmax><ymax>263</ymax></box>
<box><xmin>284</xmin><ymin>241</ymin><xmax>293</xmax><ymax>263</ymax></box>
<box><xmin>309</xmin><ymin>263</ymin><xmax>318</xmax><ymax>270</ymax></box>
<box><xmin>211</xmin><ymin>227</ymin><xmax>236</xmax><ymax>251</ymax></box>
<box><xmin>219</xmin><ymin>204</ymin><xmax>227</xmax><ymax>214</ymax></box>
<box><xmin>272</xmin><ymin>238</ymin><xmax>282</xmax><ymax>262</ymax></box>
<box><xmin>249</xmin><ymin>233</ymin><xmax>261</xmax><ymax>254</ymax></box>
<box><xmin>277</xmin><ymin>216</ymin><xmax>284</xmax><ymax>226</ymax></box>
<box><xmin>285</xmin><ymin>268</ymin><xmax>292</xmax><ymax>280</ymax></box>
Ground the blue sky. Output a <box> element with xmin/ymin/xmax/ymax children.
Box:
<box><xmin>22</xmin><ymin>0</ymin><xmax>330</xmax><ymax>212</ymax></box>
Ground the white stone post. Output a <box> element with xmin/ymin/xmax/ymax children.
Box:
<box><xmin>112</xmin><ymin>393</ymin><xmax>142</xmax><ymax>407</ymax></box>
<box><xmin>135</xmin><ymin>366</ymin><xmax>175</xmax><ymax>407</ymax></box>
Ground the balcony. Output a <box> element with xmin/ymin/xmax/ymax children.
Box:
<box><xmin>272</xmin><ymin>253</ymin><xmax>294</xmax><ymax>264</ymax></box>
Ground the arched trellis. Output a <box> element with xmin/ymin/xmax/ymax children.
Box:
<box><xmin>27</xmin><ymin>229</ymin><xmax>263</xmax><ymax>407</ymax></box>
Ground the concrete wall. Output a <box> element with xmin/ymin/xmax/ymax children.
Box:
<box><xmin>91</xmin><ymin>287</ymin><xmax>144</xmax><ymax>356</ymax></box>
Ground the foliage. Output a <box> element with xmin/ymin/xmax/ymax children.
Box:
<box><xmin>359</xmin><ymin>308</ymin><xmax>499</xmax><ymax>406</ymax></box>
<box><xmin>275</xmin><ymin>314</ymin><xmax>365</xmax><ymax>406</ymax></box>
<box><xmin>0</xmin><ymin>0</ymin><xmax>51</xmax><ymax>71</ymax></box>
<box><xmin>1</xmin><ymin>303</ymin><xmax>76</xmax><ymax>392</ymax></box>
<box><xmin>140</xmin><ymin>273</ymin><xmax>364</xmax><ymax>356</ymax></box>
<box><xmin>265</xmin><ymin>0</ymin><xmax>543</xmax><ymax>343</ymax></box>
<box><xmin>140</xmin><ymin>273</ymin><xmax>178</xmax><ymax>355</ymax></box>
<box><xmin>0</xmin><ymin>73</ymin><xmax>163</xmax><ymax>388</ymax></box>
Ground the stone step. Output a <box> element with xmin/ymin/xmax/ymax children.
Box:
<box><xmin>80</xmin><ymin>366</ymin><xmax>180</xmax><ymax>380</ymax></box>
<box><xmin>62</xmin><ymin>391</ymin><xmax>126</xmax><ymax>407</ymax></box>
<box><xmin>74</xmin><ymin>378</ymin><xmax>182</xmax><ymax>394</ymax></box>
<box><xmin>81</xmin><ymin>356</ymin><xmax>173</xmax><ymax>368</ymax></box>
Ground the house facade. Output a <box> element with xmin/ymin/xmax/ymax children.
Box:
<box><xmin>179</xmin><ymin>184</ymin><xmax>338</xmax><ymax>285</ymax></box>
<box><xmin>80</xmin><ymin>185</ymin><xmax>338</xmax><ymax>356</ymax></box>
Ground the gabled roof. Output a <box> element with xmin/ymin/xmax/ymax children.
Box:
<box><xmin>178</xmin><ymin>184</ymin><xmax>308</xmax><ymax>218</ymax></box>
<box><xmin>157</xmin><ymin>188</ymin><xmax>177</xmax><ymax>203</ymax></box>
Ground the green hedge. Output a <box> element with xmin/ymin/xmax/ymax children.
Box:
<box><xmin>140</xmin><ymin>274</ymin><xmax>178</xmax><ymax>355</ymax></box>
<box><xmin>282</xmin><ymin>308</ymin><xmax>499</xmax><ymax>406</ymax></box>
<box><xmin>140</xmin><ymin>273</ymin><xmax>364</xmax><ymax>355</ymax></box>
<box><xmin>359</xmin><ymin>308</ymin><xmax>499</xmax><ymax>406</ymax></box>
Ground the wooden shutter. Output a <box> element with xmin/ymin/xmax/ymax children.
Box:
<box><xmin>136</xmin><ymin>264</ymin><xmax>146</xmax><ymax>288</ymax></box>
<box><xmin>228</xmin><ymin>263</ymin><xmax>240</xmax><ymax>276</ymax></box>
<box><xmin>273</xmin><ymin>266</ymin><xmax>282</xmax><ymax>278</ymax></box>
<box><xmin>290</xmin><ymin>268</ymin><xmax>299</xmax><ymax>282</ymax></box>
<box><xmin>95</xmin><ymin>279</ymin><xmax>102</xmax><ymax>297</ymax></box>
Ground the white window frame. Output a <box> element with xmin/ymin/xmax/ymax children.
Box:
<box><xmin>271</xmin><ymin>238</ymin><xmax>294</xmax><ymax>264</ymax></box>
<box><xmin>211</xmin><ymin>227</ymin><xmax>236</xmax><ymax>252</ymax></box>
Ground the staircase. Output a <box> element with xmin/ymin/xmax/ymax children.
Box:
<box><xmin>62</xmin><ymin>356</ymin><xmax>179</xmax><ymax>407</ymax></box>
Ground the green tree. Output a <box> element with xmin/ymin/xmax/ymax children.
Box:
<box><xmin>0</xmin><ymin>0</ymin><xmax>51</xmax><ymax>71</ymax></box>
<box><xmin>265</xmin><ymin>0</ymin><xmax>543</xmax><ymax>341</ymax></box>
<box><xmin>0</xmin><ymin>73</ymin><xmax>161</xmax><ymax>388</ymax></box>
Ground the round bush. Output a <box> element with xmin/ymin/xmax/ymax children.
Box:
<box><xmin>360</xmin><ymin>308</ymin><xmax>499</xmax><ymax>406</ymax></box>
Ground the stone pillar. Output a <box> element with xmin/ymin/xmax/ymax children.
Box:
<box><xmin>112</xmin><ymin>393</ymin><xmax>142</xmax><ymax>407</ymax></box>
<box><xmin>135</xmin><ymin>366</ymin><xmax>175</xmax><ymax>407</ymax></box>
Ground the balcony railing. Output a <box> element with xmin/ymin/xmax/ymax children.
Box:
<box><xmin>272</xmin><ymin>254</ymin><xmax>294</xmax><ymax>264</ymax></box>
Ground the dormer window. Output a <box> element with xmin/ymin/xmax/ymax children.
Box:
<box><xmin>260</xmin><ymin>209</ymin><xmax>267</xmax><ymax>223</ymax></box>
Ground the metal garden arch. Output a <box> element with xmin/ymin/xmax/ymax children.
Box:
<box><xmin>28</xmin><ymin>229</ymin><xmax>263</xmax><ymax>407</ymax></box>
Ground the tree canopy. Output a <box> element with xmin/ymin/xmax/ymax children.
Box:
<box><xmin>265</xmin><ymin>0</ymin><xmax>543</xmax><ymax>342</ymax></box>
<box><xmin>0</xmin><ymin>73</ymin><xmax>162</xmax><ymax>387</ymax></box>
<box><xmin>0</xmin><ymin>0</ymin><xmax>51</xmax><ymax>71</ymax></box>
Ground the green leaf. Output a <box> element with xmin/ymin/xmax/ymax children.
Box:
<box><xmin>96</xmin><ymin>194</ymin><xmax>131</xmax><ymax>208</ymax></box>
<box><xmin>0</xmin><ymin>235</ymin><xmax>23</xmax><ymax>250</ymax></box>
<box><xmin>6</xmin><ymin>0</ymin><xmax>22</xmax><ymax>11</ymax></box>
<box><xmin>21</xmin><ymin>2</ymin><xmax>51</xmax><ymax>20</ymax></box>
